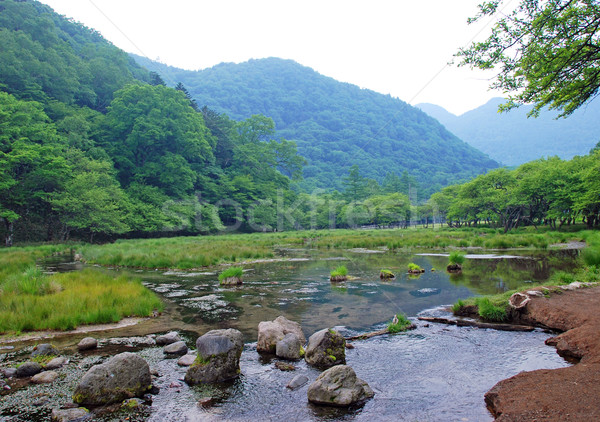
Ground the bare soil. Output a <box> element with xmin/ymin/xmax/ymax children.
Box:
<box><xmin>485</xmin><ymin>286</ymin><xmax>600</xmax><ymax>421</ymax></box>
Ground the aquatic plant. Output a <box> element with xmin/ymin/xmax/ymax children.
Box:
<box><xmin>387</xmin><ymin>313</ymin><xmax>412</xmax><ymax>333</ymax></box>
<box><xmin>448</xmin><ymin>251</ymin><xmax>465</xmax><ymax>265</ymax></box>
<box><xmin>380</xmin><ymin>269</ymin><xmax>395</xmax><ymax>279</ymax></box>
<box><xmin>218</xmin><ymin>266</ymin><xmax>243</xmax><ymax>282</ymax></box>
<box><xmin>330</xmin><ymin>266</ymin><xmax>348</xmax><ymax>278</ymax></box>
<box><xmin>407</xmin><ymin>263</ymin><xmax>423</xmax><ymax>273</ymax></box>
<box><xmin>451</xmin><ymin>299</ymin><xmax>465</xmax><ymax>314</ymax></box>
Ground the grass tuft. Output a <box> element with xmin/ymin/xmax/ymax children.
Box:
<box><xmin>330</xmin><ymin>266</ymin><xmax>348</xmax><ymax>278</ymax></box>
<box><xmin>387</xmin><ymin>313</ymin><xmax>412</xmax><ymax>333</ymax></box>
<box><xmin>218</xmin><ymin>267</ymin><xmax>243</xmax><ymax>282</ymax></box>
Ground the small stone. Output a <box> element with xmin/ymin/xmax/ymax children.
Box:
<box><xmin>51</xmin><ymin>407</ymin><xmax>90</xmax><ymax>422</ymax></box>
<box><xmin>307</xmin><ymin>365</ymin><xmax>374</xmax><ymax>407</ymax></box>
<box><xmin>31</xmin><ymin>370</ymin><xmax>59</xmax><ymax>384</ymax></box>
<box><xmin>169</xmin><ymin>381</ymin><xmax>182</xmax><ymax>388</ymax></box>
<box><xmin>345</xmin><ymin>343</ymin><xmax>355</xmax><ymax>349</ymax></box>
<box><xmin>274</xmin><ymin>362</ymin><xmax>296</xmax><ymax>371</ymax></box>
<box><xmin>2</xmin><ymin>367</ymin><xmax>17</xmax><ymax>378</ymax></box>
<box><xmin>77</xmin><ymin>337</ymin><xmax>98</xmax><ymax>351</ymax></box>
<box><xmin>31</xmin><ymin>343</ymin><xmax>59</xmax><ymax>358</ymax></box>
<box><xmin>15</xmin><ymin>362</ymin><xmax>42</xmax><ymax>378</ymax></box>
<box><xmin>287</xmin><ymin>374</ymin><xmax>309</xmax><ymax>390</ymax></box>
<box><xmin>198</xmin><ymin>397</ymin><xmax>215</xmax><ymax>408</ymax></box>
<box><xmin>150</xmin><ymin>368</ymin><xmax>160</xmax><ymax>377</ymax></box>
<box><xmin>177</xmin><ymin>354</ymin><xmax>196</xmax><ymax>366</ymax></box>
<box><xmin>164</xmin><ymin>341</ymin><xmax>188</xmax><ymax>356</ymax></box>
<box><xmin>156</xmin><ymin>331</ymin><xmax>181</xmax><ymax>345</ymax></box>
<box><xmin>527</xmin><ymin>290</ymin><xmax>545</xmax><ymax>297</ymax></box>
<box><xmin>46</xmin><ymin>356</ymin><xmax>69</xmax><ymax>370</ymax></box>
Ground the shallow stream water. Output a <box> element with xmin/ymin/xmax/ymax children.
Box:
<box><xmin>0</xmin><ymin>246</ymin><xmax>578</xmax><ymax>421</ymax></box>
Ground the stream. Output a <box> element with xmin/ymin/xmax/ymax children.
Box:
<box><xmin>0</xmin><ymin>246</ymin><xmax>579</xmax><ymax>421</ymax></box>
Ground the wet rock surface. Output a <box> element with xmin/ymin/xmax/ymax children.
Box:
<box><xmin>307</xmin><ymin>364</ymin><xmax>374</xmax><ymax>407</ymax></box>
<box><xmin>155</xmin><ymin>332</ymin><xmax>181</xmax><ymax>346</ymax></box>
<box><xmin>77</xmin><ymin>337</ymin><xmax>98</xmax><ymax>351</ymax></box>
<box><xmin>73</xmin><ymin>352</ymin><xmax>152</xmax><ymax>406</ymax></box>
<box><xmin>163</xmin><ymin>341</ymin><xmax>188</xmax><ymax>356</ymax></box>
<box><xmin>276</xmin><ymin>332</ymin><xmax>302</xmax><ymax>360</ymax></box>
<box><xmin>184</xmin><ymin>329</ymin><xmax>244</xmax><ymax>385</ymax></box>
<box><xmin>305</xmin><ymin>328</ymin><xmax>346</xmax><ymax>369</ymax></box>
<box><xmin>257</xmin><ymin>316</ymin><xmax>305</xmax><ymax>353</ymax></box>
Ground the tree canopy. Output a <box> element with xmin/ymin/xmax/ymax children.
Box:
<box><xmin>458</xmin><ymin>0</ymin><xmax>600</xmax><ymax>117</ymax></box>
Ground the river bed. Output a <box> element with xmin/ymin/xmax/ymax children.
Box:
<box><xmin>0</xmin><ymin>247</ymin><xmax>577</xmax><ymax>421</ymax></box>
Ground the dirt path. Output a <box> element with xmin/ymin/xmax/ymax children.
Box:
<box><xmin>485</xmin><ymin>286</ymin><xmax>600</xmax><ymax>421</ymax></box>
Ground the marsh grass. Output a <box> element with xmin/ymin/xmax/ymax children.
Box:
<box><xmin>330</xmin><ymin>265</ymin><xmax>348</xmax><ymax>278</ymax></box>
<box><xmin>448</xmin><ymin>251</ymin><xmax>465</xmax><ymax>265</ymax></box>
<box><xmin>0</xmin><ymin>267</ymin><xmax>163</xmax><ymax>333</ymax></box>
<box><xmin>218</xmin><ymin>266</ymin><xmax>243</xmax><ymax>281</ymax></box>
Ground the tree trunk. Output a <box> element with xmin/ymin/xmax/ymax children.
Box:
<box><xmin>4</xmin><ymin>219</ymin><xmax>14</xmax><ymax>247</ymax></box>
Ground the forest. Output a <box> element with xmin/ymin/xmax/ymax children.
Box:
<box><xmin>1</xmin><ymin>0</ymin><xmax>599</xmax><ymax>248</ymax></box>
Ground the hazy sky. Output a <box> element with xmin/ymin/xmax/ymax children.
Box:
<box><xmin>39</xmin><ymin>0</ymin><xmax>511</xmax><ymax>115</ymax></box>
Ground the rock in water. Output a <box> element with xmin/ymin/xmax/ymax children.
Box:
<box><xmin>305</xmin><ymin>328</ymin><xmax>346</xmax><ymax>369</ymax></box>
<box><xmin>307</xmin><ymin>365</ymin><xmax>374</xmax><ymax>407</ymax></box>
<box><xmin>184</xmin><ymin>329</ymin><xmax>244</xmax><ymax>385</ymax></box>
<box><xmin>77</xmin><ymin>337</ymin><xmax>98</xmax><ymax>351</ymax></box>
<box><xmin>31</xmin><ymin>343</ymin><xmax>59</xmax><ymax>357</ymax></box>
<box><xmin>276</xmin><ymin>333</ymin><xmax>302</xmax><ymax>360</ymax></box>
<box><xmin>177</xmin><ymin>354</ymin><xmax>196</xmax><ymax>366</ymax></box>
<box><xmin>15</xmin><ymin>362</ymin><xmax>42</xmax><ymax>378</ymax></box>
<box><xmin>51</xmin><ymin>408</ymin><xmax>90</xmax><ymax>422</ymax></box>
<box><xmin>287</xmin><ymin>374</ymin><xmax>309</xmax><ymax>390</ymax></box>
<box><xmin>164</xmin><ymin>341</ymin><xmax>188</xmax><ymax>356</ymax></box>
<box><xmin>257</xmin><ymin>316</ymin><xmax>305</xmax><ymax>353</ymax></box>
<box><xmin>72</xmin><ymin>352</ymin><xmax>152</xmax><ymax>406</ymax></box>
<box><xmin>155</xmin><ymin>331</ymin><xmax>181</xmax><ymax>345</ymax></box>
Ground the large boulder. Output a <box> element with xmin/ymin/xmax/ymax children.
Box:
<box><xmin>31</xmin><ymin>343</ymin><xmax>58</xmax><ymax>357</ymax></box>
<box><xmin>307</xmin><ymin>365</ymin><xmax>374</xmax><ymax>407</ymax></box>
<box><xmin>304</xmin><ymin>328</ymin><xmax>346</xmax><ymax>369</ymax></box>
<box><xmin>72</xmin><ymin>352</ymin><xmax>151</xmax><ymax>406</ymax></box>
<box><xmin>276</xmin><ymin>333</ymin><xmax>302</xmax><ymax>360</ymax></box>
<box><xmin>184</xmin><ymin>329</ymin><xmax>244</xmax><ymax>385</ymax></box>
<box><xmin>257</xmin><ymin>316</ymin><xmax>306</xmax><ymax>353</ymax></box>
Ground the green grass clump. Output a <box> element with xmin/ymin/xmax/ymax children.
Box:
<box><xmin>408</xmin><ymin>263</ymin><xmax>422</xmax><ymax>272</ymax></box>
<box><xmin>330</xmin><ymin>266</ymin><xmax>348</xmax><ymax>278</ymax></box>
<box><xmin>387</xmin><ymin>313</ymin><xmax>412</xmax><ymax>333</ymax></box>
<box><xmin>448</xmin><ymin>251</ymin><xmax>466</xmax><ymax>265</ymax></box>
<box><xmin>451</xmin><ymin>299</ymin><xmax>465</xmax><ymax>313</ymax></box>
<box><xmin>218</xmin><ymin>266</ymin><xmax>243</xmax><ymax>281</ymax></box>
<box><xmin>474</xmin><ymin>297</ymin><xmax>507</xmax><ymax>322</ymax></box>
<box><xmin>380</xmin><ymin>269</ymin><xmax>395</xmax><ymax>279</ymax></box>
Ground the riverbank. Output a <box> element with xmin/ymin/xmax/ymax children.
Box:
<box><xmin>485</xmin><ymin>285</ymin><xmax>600</xmax><ymax>421</ymax></box>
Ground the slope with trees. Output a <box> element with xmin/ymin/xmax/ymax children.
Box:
<box><xmin>132</xmin><ymin>55</ymin><xmax>499</xmax><ymax>196</ymax></box>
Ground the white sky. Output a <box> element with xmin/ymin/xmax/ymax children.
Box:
<box><xmin>39</xmin><ymin>0</ymin><xmax>511</xmax><ymax>115</ymax></box>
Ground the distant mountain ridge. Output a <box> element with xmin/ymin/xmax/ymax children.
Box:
<box><xmin>417</xmin><ymin>98</ymin><xmax>600</xmax><ymax>166</ymax></box>
<box><xmin>132</xmin><ymin>55</ymin><xmax>498</xmax><ymax>195</ymax></box>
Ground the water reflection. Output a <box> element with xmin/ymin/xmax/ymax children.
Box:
<box><xmin>139</xmin><ymin>248</ymin><xmax>579</xmax><ymax>341</ymax></box>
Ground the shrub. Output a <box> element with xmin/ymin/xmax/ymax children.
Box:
<box><xmin>387</xmin><ymin>313</ymin><xmax>412</xmax><ymax>333</ymax></box>
<box><xmin>218</xmin><ymin>267</ymin><xmax>243</xmax><ymax>282</ymax></box>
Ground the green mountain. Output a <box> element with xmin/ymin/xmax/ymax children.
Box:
<box><xmin>132</xmin><ymin>56</ymin><xmax>499</xmax><ymax>196</ymax></box>
<box><xmin>417</xmin><ymin>98</ymin><xmax>600</xmax><ymax>166</ymax></box>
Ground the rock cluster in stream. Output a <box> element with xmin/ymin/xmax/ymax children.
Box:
<box><xmin>1</xmin><ymin>315</ymin><xmax>376</xmax><ymax>419</ymax></box>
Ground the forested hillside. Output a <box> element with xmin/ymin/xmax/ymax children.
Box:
<box><xmin>0</xmin><ymin>0</ymin><xmax>308</xmax><ymax>244</ymax></box>
<box><xmin>417</xmin><ymin>98</ymin><xmax>600</xmax><ymax>166</ymax></box>
<box><xmin>132</xmin><ymin>56</ymin><xmax>499</xmax><ymax>194</ymax></box>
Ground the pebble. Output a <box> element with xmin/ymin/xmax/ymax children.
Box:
<box><xmin>198</xmin><ymin>397</ymin><xmax>214</xmax><ymax>408</ymax></box>
<box><xmin>286</xmin><ymin>374</ymin><xmax>309</xmax><ymax>390</ymax></box>
<box><xmin>46</xmin><ymin>356</ymin><xmax>69</xmax><ymax>370</ymax></box>
<box><xmin>164</xmin><ymin>341</ymin><xmax>188</xmax><ymax>356</ymax></box>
